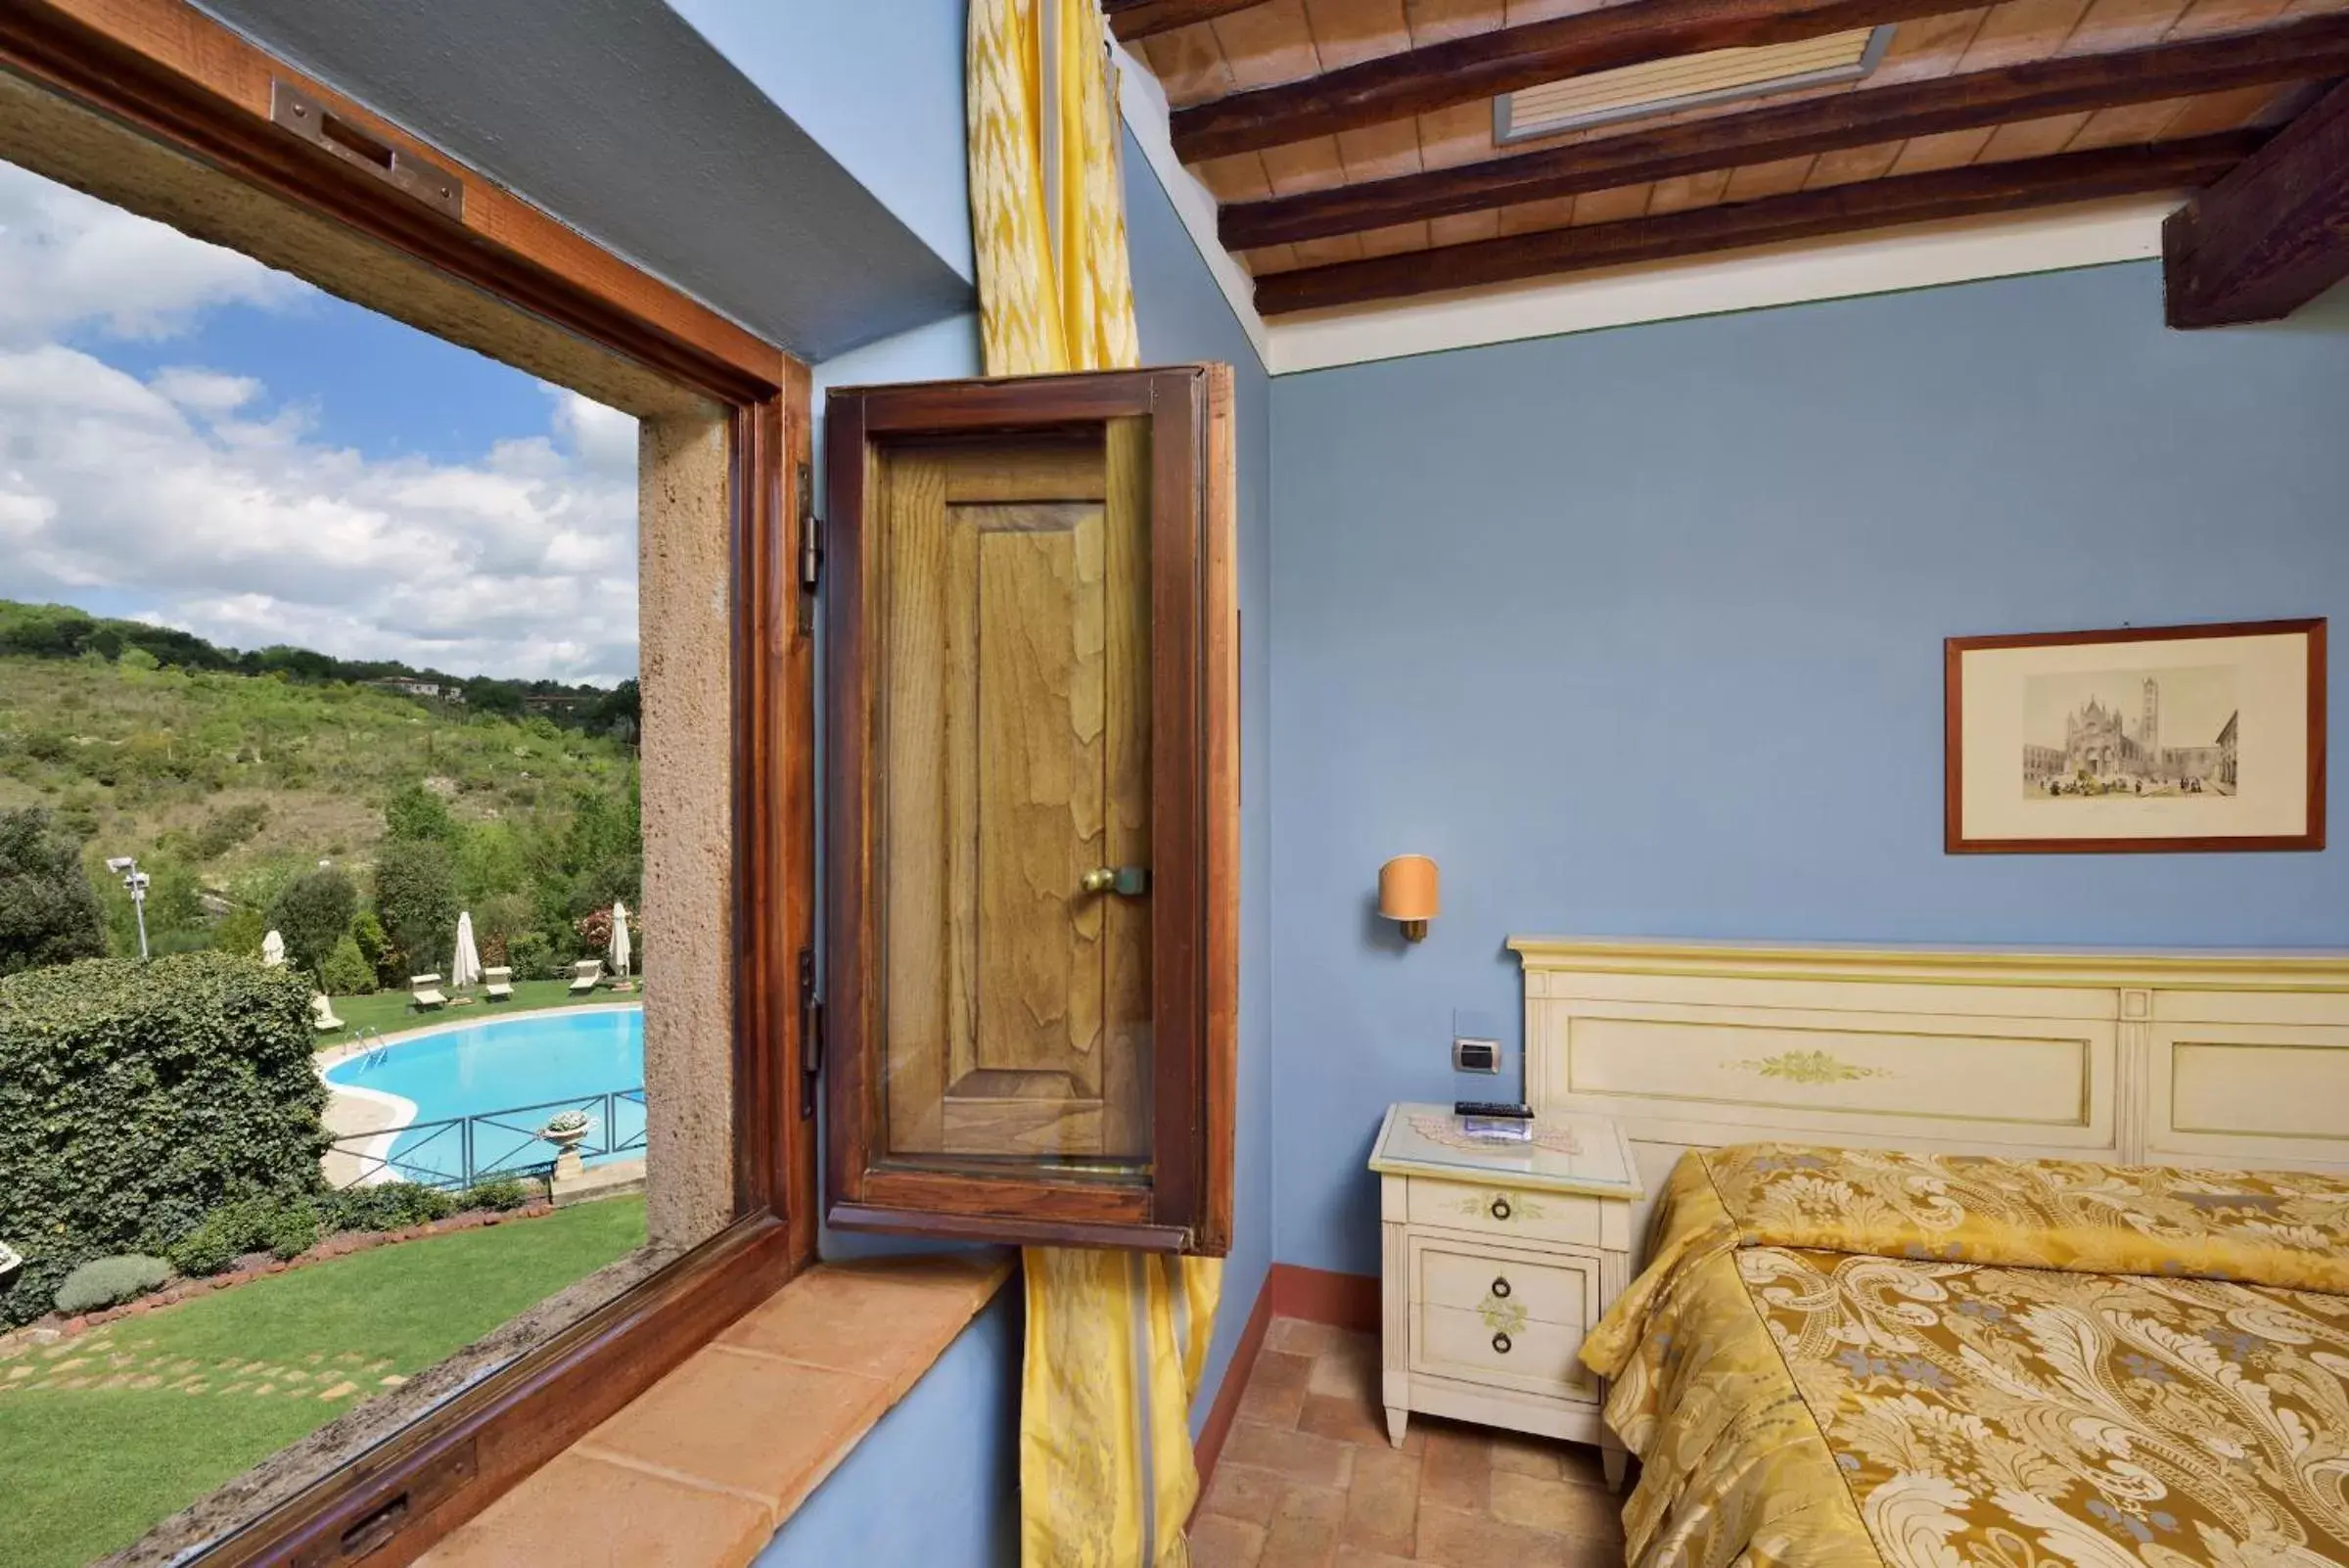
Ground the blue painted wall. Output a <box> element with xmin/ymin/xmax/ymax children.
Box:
<box><xmin>753</xmin><ymin>1287</ymin><xmax>1023</xmax><ymax>1568</ymax></box>
<box><xmin>1267</xmin><ymin>261</ymin><xmax>2349</xmax><ymax>1279</ymax></box>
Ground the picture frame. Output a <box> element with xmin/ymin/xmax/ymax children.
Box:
<box><xmin>1945</xmin><ymin>619</ymin><xmax>2326</xmax><ymax>854</ymax></box>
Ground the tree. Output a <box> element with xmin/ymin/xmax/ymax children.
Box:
<box><xmin>374</xmin><ymin>839</ymin><xmax>457</xmax><ymax>976</ymax></box>
<box><xmin>384</xmin><ymin>783</ymin><xmax>456</xmax><ymax>844</ymax></box>
<box><xmin>0</xmin><ymin>808</ymin><xmax>108</xmax><ymax>976</ymax></box>
<box><xmin>266</xmin><ymin>866</ymin><xmax>357</xmax><ymax>976</ymax></box>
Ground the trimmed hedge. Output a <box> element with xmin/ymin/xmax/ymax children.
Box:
<box><xmin>54</xmin><ymin>1254</ymin><xmax>168</xmax><ymax>1314</ymax></box>
<box><xmin>0</xmin><ymin>952</ymin><xmax>324</xmax><ymax>1326</ymax></box>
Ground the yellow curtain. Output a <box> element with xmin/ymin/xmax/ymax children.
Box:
<box><xmin>969</xmin><ymin>2</ymin><xmax>1222</xmax><ymax>1562</ymax></box>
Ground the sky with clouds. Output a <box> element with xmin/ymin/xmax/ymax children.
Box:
<box><xmin>0</xmin><ymin>160</ymin><xmax>639</xmax><ymax>686</ymax></box>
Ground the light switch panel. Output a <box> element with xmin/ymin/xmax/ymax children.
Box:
<box><xmin>1452</xmin><ymin>1037</ymin><xmax>1501</xmax><ymax>1074</ymax></box>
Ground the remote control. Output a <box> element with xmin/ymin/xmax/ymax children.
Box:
<box><xmin>1453</xmin><ymin>1099</ymin><xmax>1534</xmax><ymax>1120</ymax></box>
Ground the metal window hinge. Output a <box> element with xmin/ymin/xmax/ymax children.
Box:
<box><xmin>798</xmin><ymin>945</ymin><xmax>822</xmax><ymax>1120</ymax></box>
<box><xmin>795</xmin><ymin>463</ymin><xmax>822</xmax><ymax>634</ymax></box>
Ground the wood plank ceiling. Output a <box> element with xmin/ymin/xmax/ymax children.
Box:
<box><xmin>1107</xmin><ymin>0</ymin><xmax>2349</xmax><ymax>316</ymax></box>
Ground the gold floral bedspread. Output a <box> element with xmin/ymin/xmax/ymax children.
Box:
<box><xmin>1583</xmin><ymin>1145</ymin><xmax>2349</xmax><ymax>1568</ymax></box>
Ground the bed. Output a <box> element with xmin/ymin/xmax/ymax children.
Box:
<box><xmin>1510</xmin><ymin>938</ymin><xmax>2349</xmax><ymax>1568</ymax></box>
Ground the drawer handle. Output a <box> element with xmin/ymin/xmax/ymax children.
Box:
<box><xmin>1489</xmin><ymin>1197</ymin><xmax>1512</xmax><ymax>1222</ymax></box>
<box><xmin>1492</xmin><ymin>1331</ymin><xmax>1512</xmax><ymax>1355</ymax></box>
<box><xmin>1491</xmin><ymin>1276</ymin><xmax>1511</xmax><ymax>1299</ymax></box>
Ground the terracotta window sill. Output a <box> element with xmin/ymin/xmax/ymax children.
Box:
<box><xmin>418</xmin><ymin>1253</ymin><xmax>1014</xmax><ymax>1568</ymax></box>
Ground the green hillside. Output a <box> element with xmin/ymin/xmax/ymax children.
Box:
<box><xmin>0</xmin><ymin>623</ymin><xmax>640</xmax><ymax>979</ymax></box>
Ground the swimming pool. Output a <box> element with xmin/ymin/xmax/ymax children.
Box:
<box><xmin>324</xmin><ymin>1006</ymin><xmax>645</xmax><ymax>1187</ymax></box>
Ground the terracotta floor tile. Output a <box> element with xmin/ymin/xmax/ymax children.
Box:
<box><xmin>1486</xmin><ymin>1429</ymin><xmax>1612</xmax><ymax>1489</ymax></box>
<box><xmin>1413</xmin><ymin>1503</ymin><xmax>1582</xmax><ymax>1568</ymax></box>
<box><xmin>1224</xmin><ymin>1420</ymin><xmax>1358</xmax><ymax>1489</ymax></box>
<box><xmin>1334</xmin><ymin>1548</ymin><xmax>1419</xmax><ymax>1568</ymax></box>
<box><xmin>1415</xmin><ymin>1423</ymin><xmax>1492</xmax><ymax>1514</ymax></box>
<box><xmin>1267</xmin><ymin>1317</ymin><xmax>1350</xmax><ymax>1358</ymax></box>
<box><xmin>1192</xmin><ymin>1511</ymin><xmax>1268</xmax><ymax>1568</ymax></box>
<box><xmin>1204</xmin><ymin>1460</ymin><xmax>1288</xmax><ymax>1526</ymax></box>
<box><xmin>1261</xmin><ymin>1482</ymin><xmax>1345</xmax><ymax>1568</ymax></box>
<box><xmin>1341</xmin><ymin>1445</ymin><xmax>1420</xmax><ymax>1557</ymax></box>
<box><xmin>1489</xmin><ymin>1471</ymin><xmax>1624</xmax><ymax>1543</ymax></box>
<box><xmin>1299</xmin><ymin>1390</ymin><xmax>1410</xmax><ymax>1452</ymax></box>
<box><xmin>1307</xmin><ymin>1331</ymin><xmax>1378</xmax><ymax>1400</ymax></box>
<box><xmin>714</xmin><ymin>1263</ymin><xmax>992</xmax><ymax>1394</ymax></box>
<box><xmin>1238</xmin><ymin>1348</ymin><xmax>1317</xmax><ymax>1426</ymax></box>
<box><xmin>417</xmin><ymin>1451</ymin><xmax>771</xmax><ymax>1568</ymax></box>
<box><xmin>576</xmin><ymin>1345</ymin><xmax>889</xmax><ymax>1517</ymax></box>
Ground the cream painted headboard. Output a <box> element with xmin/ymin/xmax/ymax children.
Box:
<box><xmin>1512</xmin><ymin>937</ymin><xmax>2349</xmax><ymax>1253</ymax></box>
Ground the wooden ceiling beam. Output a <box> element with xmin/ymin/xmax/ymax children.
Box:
<box><xmin>1104</xmin><ymin>0</ymin><xmax>1267</xmax><ymax>43</ymax></box>
<box><xmin>1171</xmin><ymin>0</ymin><xmax>1975</xmax><ymax>161</ymax></box>
<box><xmin>2164</xmin><ymin>80</ymin><xmax>2349</xmax><ymax>327</ymax></box>
<box><xmin>1255</xmin><ymin>133</ymin><xmax>2261</xmax><ymax>316</ymax></box>
<box><xmin>1221</xmin><ymin>16</ymin><xmax>2349</xmax><ymax>252</ymax></box>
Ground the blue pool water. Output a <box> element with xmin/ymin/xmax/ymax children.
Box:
<box><xmin>324</xmin><ymin>1007</ymin><xmax>645</xmax><ymax>1186</ymax></box>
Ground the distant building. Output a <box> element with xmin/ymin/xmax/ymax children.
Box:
<box><xmin>2023</xmin><ymin>744</ymin><xmax>2066</xmax><ymax>785</ymax></box>
<box><xmin>374</xmin><ymin>676</ymin><xmax>464</xmax><ymax>703</ymax></box>
<box><xmin>2218</xmin><ymin>712</ymin><xmax>2238</xmax><ymax>789</ymax></box>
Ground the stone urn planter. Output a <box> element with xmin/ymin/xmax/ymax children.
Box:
<box><xmin>538</xmin><ymin>1111</ymin><xmax>593</xmax><ymax>1184</ymax></box>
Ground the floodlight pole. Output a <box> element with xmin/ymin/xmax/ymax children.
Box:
<box><xmin>108</xmin><ymin>855</ymin><xmax>150</xmax><ymax>960</ymax></box>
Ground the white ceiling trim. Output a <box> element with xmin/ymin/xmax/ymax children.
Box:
<box><xmin>1267</xmin><ymin>197</ymin><xmax>2176</xmax><ymax>375</ymax></box>
<box><xmin>1111</xmin><ymin>46</ymin><xmax>2176</xmax><ymax>378</ymax></box>
<box><xmin>1114</xmin><ymin>41</ymin><xmax>1271</xmax><ymax>366</ymax></box>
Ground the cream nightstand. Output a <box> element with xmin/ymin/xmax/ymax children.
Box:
<box><xmin>1367</xmin><ymin>1102</ymin><xmax>1641</xmax><ymax>1488</ymax></box>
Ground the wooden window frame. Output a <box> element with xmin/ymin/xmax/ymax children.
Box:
<box><xmin>823</xmin><ymin>368</ymin><xmax>1237</xmax><ymax>1256</ymax></box>
<box><xmin>0</xmin><ymin>3</ymin><xmax>817</xmax><ymax>1562</ymax></box>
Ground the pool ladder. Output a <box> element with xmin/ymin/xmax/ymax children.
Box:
<box><xmin>343</xmin><ymin>1025</ymin><xmax>388</xmax><ymax>1069</ymax></box>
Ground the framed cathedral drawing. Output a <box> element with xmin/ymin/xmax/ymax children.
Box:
<box><xmin>1946</xmin><ymin>619</ymin><xmax>2326</xmax><ymax>854</ymax></box>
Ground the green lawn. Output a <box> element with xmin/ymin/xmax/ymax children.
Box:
<box><xmin>0</xmin><ymin>1195</ymin><xmax>646</xmax><ymax>1568</ymax></box>
<box><xmin>322</xmin><ymin>977</ymin><xmax>638</xmax><ymax>1039</ymax></box>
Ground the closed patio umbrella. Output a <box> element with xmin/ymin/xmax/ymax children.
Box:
<box><xmin>609</xmin><ymin>900</ymin><xmax>631</xmax><ymax>980</ymax></box>
<box><xmin>260</xmin><ymin>929</ymin><xmax>285</xmax><ymax>967</ymax></box>
<box><xmin>450</xmin><ymin>911</ymin><xmax>483</xmax><ymax>990</ymax></box>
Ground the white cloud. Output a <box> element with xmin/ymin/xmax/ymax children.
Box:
<box><xmin>0</xmin><ymin>161</ymin><xmax>308</xmax><ymax>346</ymax></box>
<box><xmin>0</xmin><ymin>164</ymin><xmax>638</xmax><ymax>684</ymax></box>
<box><xmin>150</xmin><ymin>367</ymin><xmax>261</xmax><ymax>416</ymax></box>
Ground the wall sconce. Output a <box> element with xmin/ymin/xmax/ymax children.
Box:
<box><xmin>1378</xmin><ymin>854</ymin><xmax>1440</xmax><ymax>943</ymax></box>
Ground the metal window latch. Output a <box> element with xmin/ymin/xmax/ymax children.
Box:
<box><xmin>797</xmin><ymin>945</ymin><xmax>822</xmax><ymax>1120</ymax></box>
<box><xmin>1080</xmin><ymin>865</ymin><xmax>1149</xmax><ymax>897</ymax></box>
<box><xmin>269</xmin><ymin>80</ymin><xmax>463</xmax><ymax>222</ymax></box>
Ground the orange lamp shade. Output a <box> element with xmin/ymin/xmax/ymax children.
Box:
<box><xmin>1378</xmin><ymin>854</ymin><xmax>1440</xmax><ymax>941</ymax></box>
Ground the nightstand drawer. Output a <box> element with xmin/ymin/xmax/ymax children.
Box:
<box><xmin>1413</xmin><ymin>1303</ymin><xmax>1596</xmax><ymax>1399</ymax></box>
<box><xmin>1416</xmin><ymin>1243</ymin><xmax>1593</xmax><ymax>1328</ymax></box>
<box><xmin>1405</xmin><ymin>1176</ymin><xmax>1602</xmax><ymax>1247</ymax></box>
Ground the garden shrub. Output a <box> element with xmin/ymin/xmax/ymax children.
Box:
<box><xmin>0</xmin><ymin>808</ymin><xmax>107</xmax><ymax>978</ymax></box>
<box><xmin>316</xmin><ymin>935</ymin><xmax>375</xmax><ymax>996</ymax></box>
<box><xmin>0</xmin><ymin>952</ymin><xmax>324</xmax><ymax>1323</ymax></box>
<box><xmin>320</xmin><ymin>1181</ymin><xmax>454</xmax><ymax>1233</ymax></box>
<box><xmin>375</xmin><ymin>838</ymin><xmax>456</xmax><ymax>975</ymax></box>
<box><xmin>457</xmin><ymin>1178</ymin><xmax>534</xmax><ymax>1213</ymax></box>
<box><xmin>53</xmin><ymin>1253</ymin><xmax>169</xmax><ymax>1314</ymax></box>
<box><xmin>264</xmin><ymin>1203</ymin><xmax>319</xmax><ymax>1261</ymax></box>
<box><xmin>267</xmin><ymin>865</ymin><xmax>357</xmax><ymax>975</ymax></box>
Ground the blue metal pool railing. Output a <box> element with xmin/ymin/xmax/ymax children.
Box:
<box><xmin>327</xmin><ymin>1086</ymin><xmax>647</xmax><ymax>1190</ymax></box>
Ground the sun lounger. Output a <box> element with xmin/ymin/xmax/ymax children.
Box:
<box><xmin>311</xmin><ymin>993</ymin><xmax>345</xmax><ymax>1031</ymax></box>
<box><xmin>484</xmin><ymin>965</ymin><xmax>515</xmax><ymax>1002</ymax></box>
<box><xmin>568</xmin><ymin>959</ymin><xmax>603</xmax><ymax>995</ymax></box>
<box><xmin>410</xmin><ymin>973</ymin><xmax>448</xmax><ymax>1010</ymax></box>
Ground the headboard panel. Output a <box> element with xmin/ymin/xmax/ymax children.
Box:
<box><xmin>1512</xmin><ymin>938</ymin><xmax>2349</xmax><ymax>1251</ymax></box>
